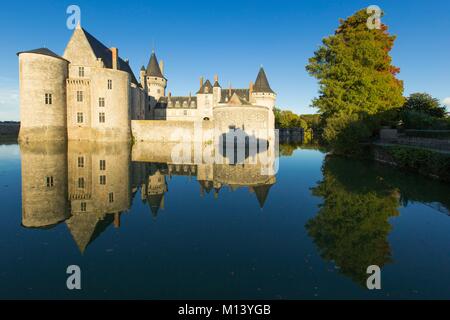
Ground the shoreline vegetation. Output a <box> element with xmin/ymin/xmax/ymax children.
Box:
<box><xmin>0</xmin><ymin>121</ymin><xmax>20</xmax><ymax>142</ymax></box>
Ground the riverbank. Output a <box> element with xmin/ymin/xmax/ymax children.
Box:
<box><xmin>0</xmin><ymin>122</ymin><xmax>19</xmax><ymax>142</ymax></box>
<box><xmin>372</xmin><ymin>143</ymin><xmax>450</xmax><ymax>183</ymax></box>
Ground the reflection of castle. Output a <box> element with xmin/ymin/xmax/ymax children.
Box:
<box><xmin>66</xmin><ymin>142</ymin><xmax>131</xmax><ymax>253</ymax></box>
<box><xmin>132</xmin><ymin>141</ymin><xmax>278</xmax><ymax>214</ymax></box>
<box><xmin>20</xmin><ymin>141</ymin><xmax>277</xmax><ymax>253</ymax></box>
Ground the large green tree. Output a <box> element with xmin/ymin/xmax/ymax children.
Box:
<box><xmin>306</xmin><ymin>8</ymin><xmax>404</xmax><ymax>150</ymax></box>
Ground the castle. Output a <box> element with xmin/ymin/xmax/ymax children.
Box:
<box><xmin>18</xmin><ymin>24</ymin><xmax>277</xmax><ymax>143</ymax></box>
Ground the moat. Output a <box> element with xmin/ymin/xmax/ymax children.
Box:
<box><xmin>1</xmin><ymin>141</ymin><xmax>450</xmax><ymax>299</ymax></box>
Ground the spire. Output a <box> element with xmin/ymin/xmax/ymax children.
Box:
<box><xmin>253</xmin><ymin>67</ymin><xmax>274</xmax><ymax>94</ymax></box>
<box><xmin>253</xmin><ymin>184</ymin><xmax>273</xmax><ymax>208</ymax></box>
<box><xmin>146</xmin><ymin>51</ymin><xmax>164</xmax><ymax>78</ymax></box>
<box><xmin>140</xmin><ymin>65</ymin><xmax>146</xmax><ymax>72</ymax></box>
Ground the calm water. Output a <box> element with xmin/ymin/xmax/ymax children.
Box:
<box><xmin>1</xmin><ymin>141</ymin><xmax>450</xmax><ymax>299</ymax></box>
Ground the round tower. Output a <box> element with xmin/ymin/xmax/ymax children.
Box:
<box><xmin>17</xmin><ymin>48</ymin><xmax>69</xmax><ymax>141</ymax></box>
<box><xmin>146</xmin><ymin>51</ymin><xmax>167</xmax><ymax>108</ymax></box>
<box><xmin>251</xmin><ymin>67</ymin><xmax>276</xmax><ymax>109</ymax></box>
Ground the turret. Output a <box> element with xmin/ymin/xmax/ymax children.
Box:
<box><xmin>146</xmin><ymin>51</ymin><xmax>167</xmax><ymax>108</ymax></box>
<box><xmin>251</xmin><ymin>67</ymin><xmax>276</xmax><ymax>109</ymax></box>
<box><xmin>17</xmin><ymin>48</ymin><xmax>69</xmax><ymax>141</ymax></box>
<box><xmin>197</xmin><ymin>78</ymin><xmax>214</xmax><ymax>120</ymax></box>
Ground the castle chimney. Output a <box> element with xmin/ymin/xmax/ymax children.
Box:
<box><xmin>111</xmin><ymin>47</ymin><xmax>119</xmax><ymax>70</ymax></box>
<box><xmin>200</xmin><ymin>77</ymin><xmax>204</xmax><ymax>89</ymax></box>
<box><xmin>228</xmin><ymin>83</ymin><xmax>232</xmax><ymax>97</ymax></box>
<box><xmin>249</xmin><ymin>81</ymin><xmax>254</xmax><ymax>94</ymax></box>
<box><xmin>159</xmin><ymin>60</ymin><xmax>164</xmax><ymax>75</ymax></box>
<box><xmin>214</xmin><ymin>74</ymin><xmax>218</xmax><ymax>83</ymax></box>
<box><xmin>168</xmin><ymin>91</ymin><xmax>172</xmax><ymax>98</ymax></box>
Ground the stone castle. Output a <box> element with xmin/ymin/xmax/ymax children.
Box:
<box><xmin>17</xmin><ymin>24</ymin><xmax>277</xmax><ymax>143</ymax></box>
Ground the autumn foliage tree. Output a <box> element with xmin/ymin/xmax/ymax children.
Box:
<box><xmin>306</xmin><ymin>8</ymin><xmax>404</xmax><ymax>152</ymax></box>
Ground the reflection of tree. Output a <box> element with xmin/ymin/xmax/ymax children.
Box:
<box><xmin>306</xmin><ymin>156</ymin><xmax>400</xmax><ymax>285</ymax></box>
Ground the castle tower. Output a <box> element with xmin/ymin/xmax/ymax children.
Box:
<box><xmin>251</xmin><ymin>67</ymin><xmax>276</xmax><ymax>109</ymax></box>
<box><xmin>17</xmin><ymin>48</ymin><xmax>69</xmax><ymax>141</ymax></box>
<box><xmin>146</xmin><ymin>51</ymin><xmax>167</xmax><ymax>110</ymax></box>
<box><xmin>20</xmin><ymin>141</ymin><xmax>69</xmax><ymax>228</ymax></box>
<box><xmin>197</xmin><ymin>78</ymin><xmax>214</xmax><ymax>120</ymax></box>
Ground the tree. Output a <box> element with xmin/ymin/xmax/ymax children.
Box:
<box><xmin>275</xmin><ymin>108</ymin><xmax>308</xmax><ymax>129</ymax></box>
<box><xmin>306</xmin><ymin>8</ymin><xmax>404</xmax><ymax>151</ymax></box>
<box><xmin>403</xmin><ymin>93</ymin><xmax>447</xmax><ymax>118</ymax></box>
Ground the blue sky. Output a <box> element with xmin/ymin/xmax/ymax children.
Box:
<box><xmin>0</xmin><ymin>0</ymin><xmax>449</xmax><ymax>120</ymax></box>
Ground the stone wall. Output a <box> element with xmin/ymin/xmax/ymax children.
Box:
<box><xmin>132</xmin><ymin>120</ymin><xmax>214</xmax><ymax>143</ymax></box>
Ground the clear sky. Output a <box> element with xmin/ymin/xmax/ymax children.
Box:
<box><xmin>0</xmin><ymin>0</ymin><xmax>449</xmax><ymax>120</ymax></box>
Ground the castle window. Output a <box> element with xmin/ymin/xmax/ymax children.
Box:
<box><xmin>80</xmin><ymin>202</ymin><xmax>87</xmax><ymax>212</ymax></box>
<box><xmin>77</xmin><ymin>156</ymin><xmax>84</xmax><ymax>168</ymax></box>
<box><xmin>100</xmin><ymin>160</ymin><xmax>106</xmax><ymax>171</ymax></box>
<box><xmin>109</xmin><ymin>192</ymin><xmax>114</xmax><ymax>203</ymax></box>
<box><xmin>78</xmin><ymin>177</ymin><xmax>85</xmax><ymax>189</ymax></box>
<box><xmin>77</xmin><ymin>91</ymin><xmax>83</xmax><ymax>102</ymax></box>
<box><xmin>45</xmin><ymin>93</ymin><xmax>53</xmax><ymax>105</ymax></box>
<box><xmin>157</xmin><ymin>89</ymin><xmax>161</xmax><ymax>94</ymax></box>
<box><xmin>108</xmin><ymin>79</ymin><xmax>112</xmax><ymax>90</ymax></box>
<box><xmin>77</xmin><ymin>112</ymin><xmax>84</xmax><ymax>123</ymax></box>
<box><xmin>184</xmin><ymin>110</ymin><xmax>188</xmax><ymax>116</ymax></box>
<box><xmin>99</xmin><ymin>97</ymin><xmax>105</xmax><ymax>107</ymax></box>
<box><xmin>79</xmin><ymin>67</ymin><xmax>85</xmax><ymax>77</ymax></box>
<box><xmin>99</xmin><ymin>175</ymin><xmax>106</xmax><ymax>185</ymax></box>
<box><xmin>46</xmin><ymin>176</ymin><xmax>54</xmax><ymax>188</ymax></box>
<box><xmin>99</xmin><ymin>112</ymin><xmax>105</xmax><ymax>123</ymax></box>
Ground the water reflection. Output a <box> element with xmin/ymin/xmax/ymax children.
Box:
<box><xmin>307</xmin><ymin>155</ymin><xmax>450</xmax><ymax>285</ymax></box>
<box><xmin>20</xmin><ymin>140</ymin><xmax>277</xmax><ymax>253</ymax></box>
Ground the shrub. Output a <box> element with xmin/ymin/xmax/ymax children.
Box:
<box><xmin>384</xmin><ymin>145</ymin><xmax>450</xmax><ymax>181</ymax></box>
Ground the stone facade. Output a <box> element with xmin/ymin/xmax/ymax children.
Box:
<box><xmin>18</xmin><ymin>24</ymin><xmax>276</xmax><ymax>144</ymax></box>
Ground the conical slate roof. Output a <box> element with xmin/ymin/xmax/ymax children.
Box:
<box><xmin>253</xmin><ymin>67</ymin><xmax>274</xmax><ymax>94</ymax></box>
<box><xmin>146</xmin><ymin>51</ymin><xmax>164</xmax><ymax>78</ymax></box>
<box><xmin>148</xmin><ymin>194</ymin><xmax>164</xmax><ymax>217</ymax></box>
<box><xmin>253</xmin><ymin>184</ymin><xmax>273</xmax><ymax>208</ymax></box>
